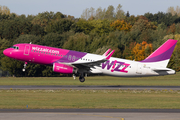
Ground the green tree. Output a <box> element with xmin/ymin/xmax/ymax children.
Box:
<box><xmin>63</xmin><ymin>33</ymin><xmax>91</xmax><ymax>52</ymax></box>
<box><xmin>2</xmin><ymin>19</ymin><xmax>34</xmax><ymax>40</ymax></box>
<box><xmin>144</xmin><ymin>12</ymin><xmax>179</xmax><ymax>26</ymax></box>
<box><xmin>104</xmin><ymin>5</ymin><xmax>115</xmax><ymax>20</ymax></box>
<box><xmin>115</xmin><ymin>4</ymin><xmax>125</xmax><ymax>19</ymax></box>
<box><xmin>41</xmin><ymin>33</ymin><xmax>64</xmax><ymax>48</ymax></box>
<box><xmin>1</xmin><ymin>57</ymin><xmax>24</xmax><ymax>77</ymax></box>
<box><xmin>45</xmin><ymin>19</ymin><xmax>74</xmax><ymax>34</ymax></box>
<box><xmin>89</xmin><ymin>19</ymin><xmax>113</xmax><ymax>35</ymax></box>
<box><xmin>31</xmin><ymin>11</ymin><xmax>64</xmax><ymax>27</ymax></box>
<box><xmin>76</xmin><ymin>19</ymin><xmax>94</xmax><ymax>34</ymax></box>
<box><xmin>13</xmin><ymin>34</ymin><xmax>41</xmax><ymax>44</ymax></box>
<box><xmin>95</xmin><ymin>7</ymin><xmax>105</xmax><ymax>20</ymax></box>
<box><xmin>0</xmin><ymin>38</ymin><xmax>10</xmax><ymax>68</ymax></box>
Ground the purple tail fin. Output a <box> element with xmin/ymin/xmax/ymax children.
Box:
<box><xmin>141</xmin><ymin>39</ymin><xmax>177</xmax><ymax>67</ymax></box>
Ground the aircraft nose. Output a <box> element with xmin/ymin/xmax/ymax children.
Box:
<box><xmin>3</xmin><ymin>49</ymin><xmax>8</xmax><ymax>56</ymax></box>
<box><xmin>3</xmin><ymin>49</ymin><xmax>11</xmax><ymax>57</ymax></box>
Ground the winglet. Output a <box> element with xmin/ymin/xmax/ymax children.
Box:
<box><xmin>106</xmin><ymin>50</ymin><xmax>115</xmax><ymax>60</ymax></box>
<box><xmin>103</xmin><ymin>49</ymin><xmax>111</xmax><ymax>56</ymax></box>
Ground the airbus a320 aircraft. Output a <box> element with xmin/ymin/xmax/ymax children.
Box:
<box><xmin>3</xmin><ymin>39</ymin><xmax>177</xmax><ymax>82</ymax></box>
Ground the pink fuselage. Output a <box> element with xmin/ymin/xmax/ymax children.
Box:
<box><xmin>3</xmin><ymin>43</ymin><xmax>72</xmax><ymax>65</ymax></box>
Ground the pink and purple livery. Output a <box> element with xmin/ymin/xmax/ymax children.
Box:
<box><xmin>3</xmin><ymin>39</ymin><xmax>178</xmax><ymax>82</ymax></box>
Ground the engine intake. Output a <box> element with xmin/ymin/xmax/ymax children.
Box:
<box><xmin>53</xmin><ymin>63</ymin><xmax>77</xmax><ymax>74</ymax></box>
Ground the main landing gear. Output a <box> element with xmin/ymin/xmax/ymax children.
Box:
<box><xmin>72</xmin><ymin>74</ymin><xmax>85</xmax><ymax>82</ymax></box>
<box><xmin>79</xmin><ymin>73</ymin><xmax>85</xmax><ymax>82</ymax></box>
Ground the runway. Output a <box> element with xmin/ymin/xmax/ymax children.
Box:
<box><xmin>0</xmin><ymin>109</ymin><xmax>180</xmax><ymax>120</ymax></box>
<box><xmin>0</xmin><ymin>85</ymin><xmax>180</xmax><ymax>90</ymax></box>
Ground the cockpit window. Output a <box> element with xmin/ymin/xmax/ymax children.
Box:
<box><xmin>10</xmin><ymin>46</ymin><xmax>19</xmax><ymax>49</ymax></box>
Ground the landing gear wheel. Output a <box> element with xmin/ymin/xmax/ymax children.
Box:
<box><xmin>79</xmin><ymin>77</ymin><xmax>85</xmax><ymax>82</ymax></box>
<box><xmin>22</xmin><ymin>68</ymin><xmax>25</xmax><ymax>72</ymax></box>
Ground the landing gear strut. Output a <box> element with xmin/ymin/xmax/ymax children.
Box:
<box><xmin>79</xmin><ymin>73</ymin><xmax>85</xmax><ymax>82</ymax></box>
<box><xmin>22</xmin><ymin>62</ymin><xmax>27</xmax><ymax>72</ymax></box>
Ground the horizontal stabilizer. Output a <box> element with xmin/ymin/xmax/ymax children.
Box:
<box><xmin>151</xmin><ymin>68</ymin><xmax>172</xmax><ymax>71</ymax></box>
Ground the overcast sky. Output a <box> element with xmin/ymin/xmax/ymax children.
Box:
<box><xmin>1</xmin><ymin>0</ymin><xmax>180</xmax><ymax>18</ymax></box>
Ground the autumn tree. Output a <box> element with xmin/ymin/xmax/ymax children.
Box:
<box><xmin>130</xmin><ymin>41</ymin><xmax>153</xmax><ymax>61</ymax></box>
<box><xmin>167</xmin><ymin>23</ymin><xmax>176</xmax><ymax>34</ymax></box>
<box><xmin>167</xmin><ymin>6</ymin><xmax>180</xmax><ymax>17</ymax></box>
<box><xmin>110</xmin><ymin>20</ymin><xmax>132</xmax><ymax>31</ymax></box>
<box><xmin>0</xmin><ymin>5</ymin><xmax>10</xmax><ymax>15</ymax></box>
<box><xmin>81</xmin><ymin>4</ymin><xmax>124</xmax><ymax>20</ymax></box>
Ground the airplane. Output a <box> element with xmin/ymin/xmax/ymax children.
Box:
<box><xmin>3</xmin><ymin>39</ymin><xmax>178</xmax><ymax>82</ymax></box>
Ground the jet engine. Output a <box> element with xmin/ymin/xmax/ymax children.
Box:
<box><xmin>53</xmin><ymin>63</ymin><xmax>77</xmax><ymax>74</ymax></box>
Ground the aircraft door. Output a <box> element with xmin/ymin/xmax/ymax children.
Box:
<box><xmin>24</xmin><ymin>45</ymin><xmax>30</xmax><ymax>55</ymax></box>
<box><xmin>136</xmin><ymin>64</ymin><xmax>142</xmax><ymax>74</ymax></box>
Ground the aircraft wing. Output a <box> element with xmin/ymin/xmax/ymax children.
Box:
<box><xmin>72</xmin><ymin>58</ymin><xmax>107</xmax><ymax>67</ymax></box>
<box><xmin>71</xmin><ymin>58</ymin><xmax>108</xmax><ymax>73</ymax></box>
<box><xmin>72</xmin><ymin>50</ymin><xmax>115</xmax><ymax>72</ymax></box>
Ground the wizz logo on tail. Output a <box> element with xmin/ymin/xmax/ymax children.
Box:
<box><xmin>102</xmin><ymin>60</ymin><xmax>130</xmax><ymax>73</ymax></box>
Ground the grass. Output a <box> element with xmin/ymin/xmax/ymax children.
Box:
<box><xmin>0</xmin><ymin>89</ymin><xmax>180</xmax><ymax>109</ymax></box>
<box><xmin>0</xmin><ymin>72</ymin><xmax>180</xmax><ymax>86</ymax></box>
<box><xmin>0</xmin><ymin>73</ymin><xmax>180</xmax><ymax>109</ymax></box>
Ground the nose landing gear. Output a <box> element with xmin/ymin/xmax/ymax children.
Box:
<box><xmin>22</xmin><ymin>62</ymin><xmax>27</xmax><ymax>72</ymax></box>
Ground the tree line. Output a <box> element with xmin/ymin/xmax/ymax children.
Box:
<box><xmin>0</xmin><ymin>4</ymin><xmax>180</xmax><ymax>77</ymax></box>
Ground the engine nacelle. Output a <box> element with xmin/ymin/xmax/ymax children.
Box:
<box><xmin>53</xmin><ymin>63</ymin><xmax>77</xmax><ymax>74</ymax></box>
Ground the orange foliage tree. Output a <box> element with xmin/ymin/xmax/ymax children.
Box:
<box><xmin>110</xmin><ymin>20</ymin><xmax>132</xmax><ymax>31</ymax></box>
<box><xmin>130</xmin><ymin>41</ymin><xmax>153</xmax><ymax>61</ymax></box>
<box><xmin>167</xmin><ymin>23</ymin><xmax>176</xmax><ymax>34</ymax></box>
